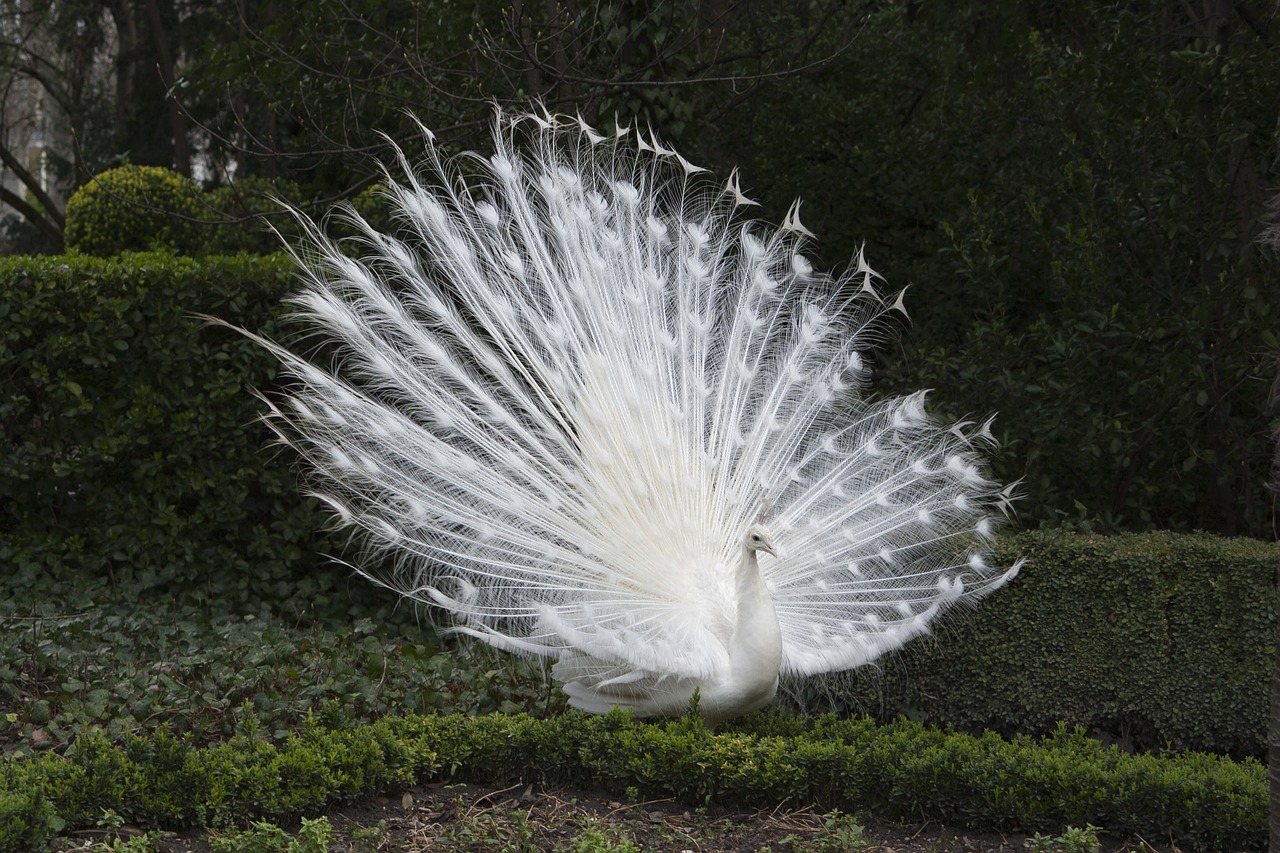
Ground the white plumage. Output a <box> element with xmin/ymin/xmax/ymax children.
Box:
<box><xmin>247</xmin><ymin>110</ymin><xmax>1020</xmax><ymax>723</ymax></box>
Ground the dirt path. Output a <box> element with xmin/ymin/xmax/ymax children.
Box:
<box><xmin>55</xmin><ymin>781</ymin><xmax>1182</xmax><ymax>852</ymax></box>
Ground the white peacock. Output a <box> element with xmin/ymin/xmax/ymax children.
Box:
<box><xmin>243</xmin><ymin>111</ymin><xmax>1021</xmax><ymax>723</ymax></box>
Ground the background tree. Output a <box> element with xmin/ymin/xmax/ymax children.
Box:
<box><xmin>0</xmin><ymin>0</ymin><xmax>212</xmax><ymax>251</ymax></box>
<box><xmin>707</xmin><ymin>0</ymin><xmax>1279</xmax><ymax>536</ymax></box>
<box><xmin>186</xmin><ymin>0</ymin><xmax>860</xmax><ymax>193</ymax></box>
<box><xmin>1</xmin><ymin>0</ymin><xmax>1278</xmax><ymax>538</ymax></box>
<box><xmin>2</xmin><ymin>0</ymin><xmax>863</xmax><ymax>241</ymax></box>
<box><xmin>0</xmin><ymin>0</ymin><xmax>104</xmax><ymax>250</ymax></box>
<box><xmin>1260</xmin><ymin>159</ymin><xmax>1280</xmax><ymax>853</ymax></box>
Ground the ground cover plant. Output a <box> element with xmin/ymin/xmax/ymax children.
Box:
<box><xmin>0</xmin><ymin>570</ymin><xmax>558</xmax><ymax>755</ymax></box>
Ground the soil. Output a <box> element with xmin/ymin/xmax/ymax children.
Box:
<box><xmin>53</xmin><ymin>781</ymin><xmax>1182</xmax><ymax>853</ymax></box>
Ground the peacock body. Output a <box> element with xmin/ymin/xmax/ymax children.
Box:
<box><xmin>248</xmin><ymin>111</ymin><xmax>1020</xmax><ymax>723</ymax></box>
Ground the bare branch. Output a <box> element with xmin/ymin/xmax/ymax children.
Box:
<box><xmin>0</xmin><ymin>182</ymin><xmax>60</xmax><ymax>246</ymax></box>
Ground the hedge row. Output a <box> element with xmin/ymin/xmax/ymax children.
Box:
<box><xmin>0</xmin><ymin>711</ymin><xmax>1263</xmax><ymax>853</ymax></box>
<box><xmin>0</xmin><ymin>252</ymin><xmax>336</xmax><ymax>614</ymax></box>
<box><xmin>819</xmin><ymin>530</ymin><xmax>1277</xmax><ymax>760</ymax></box>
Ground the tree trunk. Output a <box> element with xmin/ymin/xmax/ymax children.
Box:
<box><xmin>144</xmin><ymin>0</ymin><xmax>189</xmax><ymax>176</ymax></box>
<box><xmin>1264</xmin><ymin>350</ymin><xmax>1274</xmax><ymax>845</ymax></box>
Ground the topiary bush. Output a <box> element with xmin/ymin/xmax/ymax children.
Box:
<box><xmin>63</xmin><ymin>167</ymin><xmax>385</xmax><ymax>257</ymax></box>
<box><xmin>64</xmin><ymin>165</ymin><xmax>205</xmax><ymax>256</ymax></box>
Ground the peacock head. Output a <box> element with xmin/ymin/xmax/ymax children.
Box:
<box><xmin>745</xmin><ymin>524</ymin><xmax>778</xmax><ymax>558</ymax></box>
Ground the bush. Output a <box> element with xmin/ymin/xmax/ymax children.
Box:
<box><xmin>63</xmin><ymin>167</ymin><xmax>387</xmax><ymax>257</ymax></box>
<box><xmin>64</xmin><ymin>166</ymin><xmax>204</xmax><ymax>256</ymax></box>
<box><xmin>0</xmin><ymin>252</ymin><xmax>327</xmax><ymax>610</ymax></box>
<box><xmin>348</xmin><ymin>183</ymin><xmax>395</xmax><ymax>235</ymax></box>
<box><xmin>0</xmin><ymin>713</ymin><xmax>1265</xmax><ymax>852</ymax></box>
<box><xmin>204</xmin><ymin>177</ymin><xmax>304</xmax><ymax>255</ymax></box>
<box><xmin>804</xmin><ymin>531</ymin><xmax>1277</xmax><ymax>759</ymax></box>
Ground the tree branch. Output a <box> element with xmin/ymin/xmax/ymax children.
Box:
<box><xmin>0</xmin><ymin>136</ymin><xmax>65</xmax><ymax>229</ymax></box>
<box><xmin>0</xmin><ymin>182</ymin><xmax>62</xmax><ymax>248</ymax></box>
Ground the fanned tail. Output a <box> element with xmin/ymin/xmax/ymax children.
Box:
<box><xmin>246</xmin><ymin>109</ymin><xmax>1019</xmax><ymax>694</ymax></box>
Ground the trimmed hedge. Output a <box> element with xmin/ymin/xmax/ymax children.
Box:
<box><xmin>818</xmin><ymin>531</ymin><xmax>1277</xmax><ymax>759</ymax></box>
<box><xmin>64</xmin><ymin>166</ymin><xmax>205</xmax><ymax>257</ymax></box>
<box><xmin>0</xmin><ymin>252</ymin><xmax>333</xmax><ymax>613</ymax></box>
<box><xmin>0</xmin><ymin>712</ymin><xmax>1264</xmax><ymax>852</ymax></box>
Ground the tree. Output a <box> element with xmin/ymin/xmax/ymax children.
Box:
<box><xmin>188</xmin><ymin>0</ymin><xmax>862</xmax><ymax>191</ymax></box>
<box><xmin>0</xmin><ymin>0</ymin><xmax>211</xmax><ymax>251</ymax></box>
<box><xmin>0</xmin><ymin>0</ymin><xmax>863</xmax><ymax>248</ymax></box>
<box><xmin>1261</xmin><ymin>170</ymin><xmax>1280</xmax><ymax>853</ymax></box>
<box><xmin>708</xmin><ymin>1</ymin><xmax>1280</xmax><ymax>537</ymax></box>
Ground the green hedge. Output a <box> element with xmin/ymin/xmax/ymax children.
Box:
<box><xmin>0</xmin><ymin>712</ymin><xmax>1264</xmax><ymax>852</ymax></box>
<box><xmin>818</xmin><ymin>531</ymin><xmax>1277</xmax><ymax>759</ymax></box>
<box><xmin>0</xmin><ymin>252</ymin><xmax>332</xmax><ymax>613</ymax></box>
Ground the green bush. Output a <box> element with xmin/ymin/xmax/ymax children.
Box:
<box><xmin>0</xmin><ymin>252</ymin><xmax>327</xmax><ymax>611</ymax></box>
<box><xmin>203</xmin><ymin>177</ymin><xmax>310</xmax><ymax>255</ymax></box>
<box><xmin>64</xmin><ymin>166</ymin><xmax>204</xmax><ymax>257</ymax></box>
<box><xmin>63</xmin><ymin>166</ymin><xmax>388</xmax><ymax>257</ymax></box>
<box><xmin>202</xmin><ymin>178</ymin><xmax>402</xmax><ymax>255</ymax></box>
<box><xmin>0</xmin><ymin>712</ymin><xmax>1264</xmax><ymax>853</ymax></box>
<box><xmin>348</xmin><ymin>183</ymin><xmax>395</xmax><ymax>236</ymax></box>
<box><xmin>807</xmin><ymin>531</ymin><xmax>1277</xmax><ymax>759</ymax></box>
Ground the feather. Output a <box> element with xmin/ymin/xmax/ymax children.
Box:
<box><xmin>243</xmin><ymin>109</ymin><xmax>1020</xmax><ymax>722</ymax></box>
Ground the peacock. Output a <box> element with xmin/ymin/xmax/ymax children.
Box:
<box><xmin>240</xmin><ymin>110</ymin><xmax>1021</xmax><ymax>724</ymax></box>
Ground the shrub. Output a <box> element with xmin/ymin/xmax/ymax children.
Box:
<box><xmin>801</xmin><ymin>531</ymin><xmax>1277</xmax><ymax>759</ymax></box>
<box><xmin>0</xmin><ymin>713</ymin><xmax>1265</xmax><ymax>852</ymax></box>
<box><xmin>64</xmin><ymin>166</ymin><xmax>204</xmax><ymax>256</ymax></box>
<box><xmin>0</xmin><ymin>252</ymin><xmax>325</xmax><ymax>610</ymax></box>
<box><xmin>348</xmin><ymin>183</ymin><xmax>395</xmax><ymax>235</ymax></box>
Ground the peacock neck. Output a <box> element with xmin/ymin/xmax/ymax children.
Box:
<box><xmin>735</xmin><ymin>543</ymin><xmax>771</xmax><ymax>605</ymax></box>
<box><xmin>717</xmin><ymin>542</ymin><xmax>783</xmax><ymax>718</ymax></box>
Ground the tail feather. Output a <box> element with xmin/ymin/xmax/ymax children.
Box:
<box><xmin>244</xmin><ymin>109</ymin><xmax>1018</xmax><ymax>690</ymax></box>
